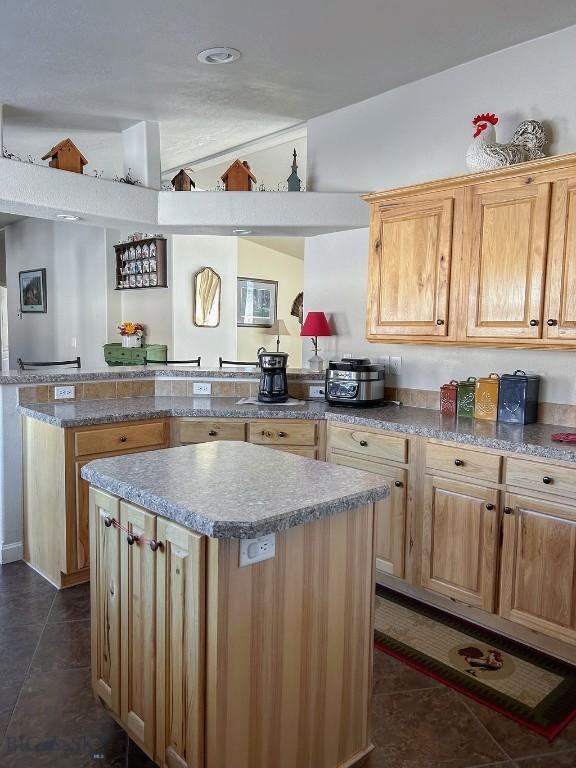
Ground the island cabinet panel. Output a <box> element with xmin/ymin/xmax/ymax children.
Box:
<box><xmin>500</xmin><ymin>494</ymin><xmax>576</xmax><ymax>644</ymax></box>
<box><xmin>366</xmin><ymin>194</ymin><xmax>454</xmax><ymax>338</ymax></box>
<box><xmin>120</xmin><ymin>501</ymin><xmax>157</xmax><ymax>757</ymax></box>
<box><xmin>155</xmin><ymin>518</ymin><xmax>205</xmax><ymax>768</ymax></box>
<box><xmin>204</xmin><ymin>507</ymin><xmax>375</xmax><ymax>768</ymax></box>
<box><xmin>465</xmin><ymin>181</ymin><xmax>550</xmax><ymax>340</ymax></box>
<box><xmin>545</xmin><ymin>179</ymin><xmax>576</xmax><ymax>339</ymax></box>
<box><xmin>421</xmin><ymin>476</ymin><xmax>500</xmax><ymax>611</ymax></box>
<box><xmin>89</xmin><ymin>489</ymin><xmax>121</xmax><ymax>717</ymax></box>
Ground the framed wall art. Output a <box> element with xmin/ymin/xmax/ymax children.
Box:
<box><xmin>237</xmin><ymin>277</ymin><xmax>277</xmax><ymax>327</ymax></box>
<box><xmin>19</xmin><ymin>268</ymin><xmax>47</xmax><ymax>313</ymax></box>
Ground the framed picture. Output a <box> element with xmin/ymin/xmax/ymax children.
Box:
<box><xmin>237</xmin><ymin>277</ymin><xmax>277</xmax><ymax>327</ymax></box>
<box><xmin>19</xmin><ymin>269</ymin><xmax>47</xmax><ymax>313</ymax></box>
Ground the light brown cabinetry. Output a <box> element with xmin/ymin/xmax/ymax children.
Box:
<box><xmin>364</xmin><ymin>152</ymin><xmax>576</xmax><ymax>347</ymax></box>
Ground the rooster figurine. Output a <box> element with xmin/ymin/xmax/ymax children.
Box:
<box><xmin>466</xmin><ymin>113</ymin><xmax>546</xmax><ymax>172</ymax></box>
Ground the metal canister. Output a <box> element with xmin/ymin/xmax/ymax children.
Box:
<box><xmin>440</xmin><ymin>380</ymin><xmax>459</xmax><ymax>417</ymax></box>
<box><xmin>457</xmin><ymin>377</ymin><xmax>477</xmax><ymax>418</ymax></box>
<box><xmin>498</xmin><ymin>370</ymin><xmax>541</xmax><ymax>424</ymax></box>
<box><xmin>475</xmin><ymin>373</ymin><xmax>500</xmax><ymax>421</ymax></box>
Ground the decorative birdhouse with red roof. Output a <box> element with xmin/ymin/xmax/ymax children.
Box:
<box><xmin>221</xmin><ymin>159</ymin><xmax>257</xmax><ymax>191</ymax></box>
<box><xmin>42</xmin><ymin>138</ymin><xmax>88</xmax><ymax>174</ymax></box>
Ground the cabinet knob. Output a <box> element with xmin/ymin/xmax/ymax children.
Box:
<box><xmin>104</xmin><ymin>516</ymin><xmax>114</xmax><ymax>528</ymax></box>
<box><xmin>454</xmin><ymin>458</ymin><xmax>464</xmax><ymax>467</ymax></box>
<box><xmin>503</xmin><ymin>507</ymin><xmax>514</xmax><ymax>515</ymax></box>
<box><xmin>119</xmin><ymin>435</ymin><xmax>128</xmax><ymax>443</ymax></box>
<box><xmin>394</xmin><ymin>480</ymin><xmax>403</xmax><ymax>488</ymax></box>
<box><xmin>436</xmin><ymin>319</ymin><xmax>445</xmax><ymax>326</ymax></box>
<box><xmin>485</xmin><ymin>503</ymin><xmax>495</xmax><ymax>511</ymax></box>
<box><xmin>277</xmin><ymin>431</ymin><xmax>287</xmax><ymax>438</ymax></box>
<box><xmin>359</xmin><ymin>440</ymin><xmax>368</xmax><ymax>447</ymax></box>
<box><xmin>547</xmin><ymin>319</ymin><xmax>558</xmax><ymax>326</ymax></box>
<box><xmin>542</xmin><ymin>476</ymin><xmax>553</xmax><ymax>485</ymax></box>
<box><xmin>208</xmin><ymin>430</ymin><xmax>217</xmax><ymax>436</ymax></box>
<box><xmin>529</xmin><ymin>319</ymin><xmax>539</xmax><ymax>327</ymax></box>
<box><xmin>126</xmin><ymin>534</ymin><xmax>139</xmax><ymax>546</ymax></box>
<box><xmin>149</xmin><ymin>540</ymin><xmax>162</xmax><ymax>552</ymax></box>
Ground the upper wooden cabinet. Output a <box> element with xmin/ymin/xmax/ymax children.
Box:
<box><xmin>363</xmin><ymin>152</ymin><xmax>576</xmax><ymax>348</ymax></box>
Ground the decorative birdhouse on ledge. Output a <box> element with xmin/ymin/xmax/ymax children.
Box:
<box><xmin>221</xmin><ymin>159</ymin><xmax>257</xmax><ymax>191</ymax></box>
<box><xmin>171</xmin><ymin>168</ymin><xmax>196</xmax><ymax>191</ymax></box>
<box><xmin>42</xmin><ymin>138</ymin><xmax>88</xmax><ymax>174</ymax></box>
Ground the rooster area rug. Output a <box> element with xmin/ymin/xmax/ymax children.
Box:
<box><xmin>374</xmin><ymin>585</ymin><xmax>576</xmax><ymax>740</ymax></box>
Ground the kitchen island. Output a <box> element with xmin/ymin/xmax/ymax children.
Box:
<box><xmin>82</xmin><ymin>441</ymin><xmax>390</xmax><ymax>768</ymax></box>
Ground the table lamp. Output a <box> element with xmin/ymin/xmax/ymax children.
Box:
<box><xmin>300</xmin><ymin>311</ymin><xmax>332</xmax><ymax>371</ymax></box>
<box><xmin>264</xmin><ymin>319</ymin><xmax>291</xmax><ymax>352</ymax></box>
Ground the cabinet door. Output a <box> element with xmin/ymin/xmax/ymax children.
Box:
<box><xmin>90</xmin><ymin>488</ymin><xmax>121</xmax><ymax>716</ymax></box>
<box><xmin>328</xmin><ymin>451</ymin><xmax>406</xmax><ymax>577</ymax></box>
<box><xmin>421</xmin><ymin>476</ymin><xmax>499</xmax><ymax>611</ymax></box>
<box><xmin>75</xmin><ymin>461</ymin><xmax>90</xmax><ymax>571</ymax></box>
<box><xmin>545</xmin><ymin>179</ymin><xmax>576</xmax><ymax>339</ymax></box>
<box><xmin>367</xmin><ymin>196</ymin><xmax>453</xmax><ymax>337</ymax></box>
<box><xmin>466</xmin><ymin>182</ymin><xmax>550</xmax><ymax>339</ymax></box>
<box><xmin>156</xmin><ymin>519</ymin><xmax>205</xmax><ymax>768</ymax></box>
<box><xmin>500</xmin><ymin>494</ymin><xmax>576</xmax><ymax>644</ymax></box>
<box><xmin>120</xmin><ymin>501</ymin><xmax>157</xmax><ymax>757</ymax></box>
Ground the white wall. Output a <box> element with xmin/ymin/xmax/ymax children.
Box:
<box><xmin>305</xmin><ymin>25</ymin><xmax>576</xmax><ymax>404</ymax></box>
<box><xmin>5</xmin><ymin>218</ymin><xmax>117</xmax><ymax>369</ymax></box>
<box><xmin>172</xmin><ymin>235</ymin><xmax>237</xmax><ymax>365</ymax></box>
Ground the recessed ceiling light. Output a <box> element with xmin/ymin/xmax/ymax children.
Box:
<box><xmin>56</xmin><ymin>213</ymin><xmax>81</xmax><ymax>221</ymax></box>
<box><xmin>197</xmin><ymin>47</ymin><xmax>241</xmax><ymax>64</ymax></box>
<box><xmin>233</xmin><ymin>228</ymin><xmax>252</xmax><ymax>235</ymax></box>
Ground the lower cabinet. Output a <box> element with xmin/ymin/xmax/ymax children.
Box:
<box><xmin>500</xmin><ymin>493</ymin><xmax>576</xmax><ymax>644</ymax></box>
<box><xmin>421</xmin><ymin>476</ymin><xmax>500</xmax><ymax>612</ymax></box>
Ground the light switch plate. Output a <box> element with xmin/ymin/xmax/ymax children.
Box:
<box><xmin>54</xmin><ymin>386</ymin><xmax>75</xmax><ymax>400</ymax></box>
<box><xmin>192</xmin><ymin>382</ymin><xmax>211</xmax><ymax>395</ymax></box>
<box><xmin>308</xmin><ymin>385</ymin><xmax>325</xmax><ymax>399</ymax></box>
<box><xmin>239</xmin><ymin>533</ymin><xmax>276</xmax><ymax>567</ymax></box>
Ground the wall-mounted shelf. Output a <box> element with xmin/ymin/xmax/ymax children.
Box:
<box><xmin>114</xmin><ymin>237</ymin><xmax>167</xmax><ymax>290</ymax></box>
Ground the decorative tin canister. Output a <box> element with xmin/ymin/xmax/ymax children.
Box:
<box><xmin>475</xmin><ymin>373</ymin><xmax>500</xmax><ymax>421</ymax></box>
<box><xmin>440</xmin><ymin>380</ymin><xmax>459</xmax><ymax>416</ymax></box>
<box><xmin>457</xmin><ymin>377</ymin><xmax>477</xmax><ymax>418</ymax></box>
<box><xmin>498</xmin><ymin>370</ymin><xmax>541</xmax><ymax>424</ymax></box>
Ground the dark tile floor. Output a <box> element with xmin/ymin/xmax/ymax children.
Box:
<box><xmin>1</xmin><ymin>561</ymin><xmax>576</xmax><ymax>768</ymax></box>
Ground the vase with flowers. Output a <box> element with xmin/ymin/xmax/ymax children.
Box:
<box><xmin>119</xmin><ymin>321</ymin><xmax>145</xmax><ymax>348</ymax></box>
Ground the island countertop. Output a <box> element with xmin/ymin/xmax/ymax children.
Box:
<box><xmin>81</xmin><ymin>441</ymin><xmax>391</xmax><ymax>538</ymax></box>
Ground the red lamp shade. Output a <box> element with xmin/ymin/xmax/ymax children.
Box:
<box><xmin>300</xmin><ymin>311</ymin><xmax>332</xmax><ymax>337</ymax></box>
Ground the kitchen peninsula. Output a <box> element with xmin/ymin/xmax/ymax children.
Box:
<box><xmin>82</xmin><ymin>441</ymin><xmax>389</xmax><ymax>768</ymax></box>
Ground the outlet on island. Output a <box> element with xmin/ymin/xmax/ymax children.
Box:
<box><xmin>192</xmin><ymin>382</ymin><xmax>211</xmax><ymax>396</ymax></box>
<box><xmin>239</xmin><ymin>533</ymin><xmax>276</xmax><ymax>566</ymax></box>
<box><xmin>54</xmin><ymin>386</ymin><xmax>75</xmax><ymax>400</ymax></box>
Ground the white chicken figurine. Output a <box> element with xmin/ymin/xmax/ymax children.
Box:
<box><xmin>465</xmin><ymin>113</ymin><xmax>546</xmax><ymax>172</ymax></box>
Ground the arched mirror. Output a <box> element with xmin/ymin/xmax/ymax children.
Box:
<box><xmin>193</xmin><ymin>266</ymin><xmax>221</xmax><ymax>327</ymax></box>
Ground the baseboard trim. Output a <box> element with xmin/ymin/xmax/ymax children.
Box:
<box><xmin>1</xmin><ymin>541</ymin><xmax>23</xmax><ymax>564</ymax></box>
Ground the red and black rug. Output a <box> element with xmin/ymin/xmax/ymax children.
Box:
<box><xmin>374</xmin><ymin>585</ymin><xmax>576</xmax><ymax>741</ymax></box>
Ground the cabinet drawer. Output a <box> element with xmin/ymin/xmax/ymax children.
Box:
<box><xmin>177</xmin><ymin>420</ymin><xmax>246</xmax><ymax>444</ymax></box>
<box><xmin>75</xmin><ymin>421</ymin><xmax>167</xmax><ymax>457</ymax></box>
<box><xmin>426</xmin><ymin>442</ymin><xmax>501</xmax><ymax>482</ymax></box>
<box><xmin>505</xmin><ymin>458</ymin><xmax>576</xmax><ymax>498</ymax></box>
<box><xmin>266</xmin><ymin>445</ymin><xmax>317</xmax><ymax>459</ymax></box>
<box><xmin>329</xmin><ymin>426</ymin><xmax>407</xmax><ymax>463</ymax></box>
<box><xmin>248</xmin><ymin>421</ymin><xmax>317</xmax><ymax>446</ymax></box>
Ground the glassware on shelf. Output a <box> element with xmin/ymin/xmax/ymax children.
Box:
<box><xmin>150</xmin><ymin>258</ymin><xmax>157</xmax><ymax>272</ymax></box>
<box><xmin>143</xmin><ymin>274</ymin><xmax>150</xmax><ymax>287</ymax></box>
<box><xmin>136</xmin><ymin>245</ymin><xmax>142</xmax><ymax>259</ymax></box>
<box><xmin>135</xmin><ymin>261</ymin><xmax>142</xmax><ymax>274</ymax></box>
<box><xmin>129</xmin><ymin>246</ymin><xmax>136</xmax><ymax>260</ymax></box>
<box><xmin>142</xmin><ymin>259</ymin><xmax>149</xmax><ymax>273</ymax></box>
<box><xmin>129</xmin><ymin>275</ymin><xmax>136</xmax><ymax>287</ymax></box>
<box><xmin>136</xmin><ymin>275</ymin><xmax>143</xmax><ymax>287</ymax></box>
<box><xmin>150</xmin><ymin>242</ymin><xmax>156</xmax><ymax>258</ymax></box>
<box><xmin>150</xmin><ymin>273</ymin><xmax>157</xmax><ymax>286</ymax></box>
<box><xmin>142</xmin><ymin>244</ymin><xmax>149</xmax><ymax>258</ymax></box>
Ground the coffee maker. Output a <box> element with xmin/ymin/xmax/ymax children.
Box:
<box><xmin>257</xmin><ymin>348</ymin><xmax>289</xmax><ymax>403</ymax></box>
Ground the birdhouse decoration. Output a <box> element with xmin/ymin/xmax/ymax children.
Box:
<box><xmin>171</xmin><ymin>168</ymin><xmax>196</xmax><ymax>191</ymax></box>
<box><xmin>41</xmin><ymin>138</ymin><xmax>88</xmax><ymax>174</ymax></box>
<box><xmin>221</xmin><ymin>159</ymin><xmax>256</xmax><ymax>191</ymax></box>
<box><xmin>287</xmin><ymin>148</ymin><xmax>301</xmax><ymax>191</ymax></box>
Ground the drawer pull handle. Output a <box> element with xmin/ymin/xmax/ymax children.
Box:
<box><xmin>208</xmin><ymin>430</ymin><xmax>217</xmax><ymax>436</ymax></box>
<box><xmin>359</xmin><ymin>440</ymin><xmax>368</xmax><ymax>447</ymax></box>
<box><xmin>278</xmin><ymin>431</ymin><xmax>287</xmax><ymax>438</ymax></box>
<box><xmin>547</xmin><ymin>319</ymin><xmax>558</xmax><ymax>326</ymax></box>
<box><xmin>104</xmin><ymin>516</ymin><xmax>115</xmax><ymax>528</ymax></box>
<box><xmin>119</xmin><ymin>436</ymin><xmax>128</xmax><ymax>443</ymax></box>
<box><xmin>529</xmin><ymin>319</ymin><xmax>539</xmax><ymax>327</ymax></box>
<box><xmin>454</xmin><ymin>459</ymin><xmax>464</xmax><ymax>467</ymax></box>
<box><xmin>436</xmin><ymin>319</ymin><xmax>445</xmax><ymax>326</ymax></box>
<box><xmin>149</xmin><ymin>540</ymin><xmax>162</xmax><ymax>552</ymax></box>
<box><xmin>394</xmin><ymin>480</ymin><xmax>403</xmax><ymax>488</ymax></box>
<box><xmin>126</xmin><ymin>534</ymin><xmax>139</xmax><ymax>546</ymax></box>
<box><xmin>485</xmin><ymin>503</ymin><xmax>495</xmax><ymax>511</ymax></box>
<box><xmin>503</xmin><ymin>507</ymin><xmax>514</xmax><ymax>515</ymax></box>
<box><xmin>542</xmin><ymin>476</ymin><xmax>553</xmax><ymax>485</ymax></box>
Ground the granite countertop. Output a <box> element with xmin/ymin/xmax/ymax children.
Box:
<box><xmin>18</xmin><ymin>396</ymin><xmax>576</xmax><ymax>463</ymax></box>
<box><xmin>0</xmin><ymin>365</ymin><xmax>321</xmax><ymax>385</ymax></box>
<box><xmin>81</xmin><ymin>441</ymin><xmax>390</xmax><ymax>538</ymax></box>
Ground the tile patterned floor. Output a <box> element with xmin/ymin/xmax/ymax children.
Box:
<box><xmin>1</xmin><ymin>561</ymin><xmax>575</xmax><ymax>768</ymax></box>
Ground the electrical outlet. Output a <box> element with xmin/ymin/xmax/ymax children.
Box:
<box><xmin>308</xmin><ymin>385</ymin><xmax>325</xmax><ymax>399</ymax></box>
<box><xmin>239</xmin><ymin>533</ymin><xmax>276</xmax><ymax>567</ymax></box>
<box><xmin>54</xmin><ymin>386</ymin><xmax>75</xmax><ymax>400</ymax></box>
<box><xmin>389</xmin><ymin>356</ymin><xmax>402</xmax><ymax>375</ymax></box>
<box><xmin>192</xmin><ymin>382</ymin><xmax>211</xmax><ymax>396</ymax></box>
